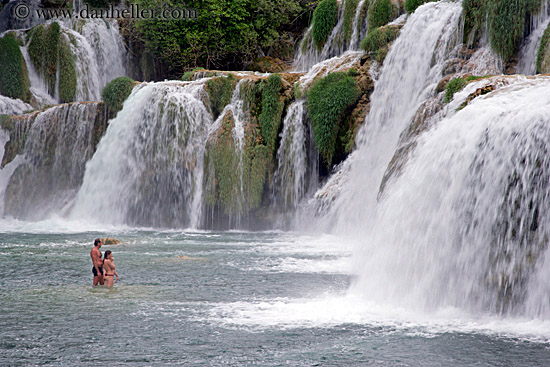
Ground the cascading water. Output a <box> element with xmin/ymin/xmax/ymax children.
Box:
<box><xmin>0</xmin><ymin>95</ymin><xmax>33</xmax><ymax>115</ymax></box>
<box><xmin>348</xmin><ymin>76</ymin><xmax>550</xmax><ymax>317</ymax></box>
<box><xmin>318</xmin><ymin>1</ymin><xmax>463</xmax><ymax>231</ymax></box>
<box><xmin>2</xmin><ymin>102</ymin><xmax>106</xmax><ymax>219</ymax></box>
<box><xmin>71</xmin><ymin>81</ymin><xmax>214</xmax><ymax>228</ymax></box>
<box><xmin>294</xmin><ymin>0</ymin><xmax>367</xmax><ymax>71</ymax></box>
<box><xmin>517</xmin><ymin>1</ymin><xmax>550</xmax><ymax>75</ymax></box>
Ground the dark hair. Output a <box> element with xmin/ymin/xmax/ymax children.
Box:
<box><xmin>94</xmin><ymin>238</ymin><xmax>102</xmax><ymax>246</ymax></box>
<box><xmin>104</xmin><ymin>250</ymin><xmax>112</xmax><ymax>261</ymax></box>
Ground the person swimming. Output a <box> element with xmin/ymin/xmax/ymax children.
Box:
<box><xmin>102</xmin><ymin>250</ymin><xmax>120</xmax><ymax>288</ymax></box>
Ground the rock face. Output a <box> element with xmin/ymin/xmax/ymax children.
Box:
<box><xmin>101</xmin><ymin>238</ymin><xmax>122</xmax><ymax>245</ymax></box>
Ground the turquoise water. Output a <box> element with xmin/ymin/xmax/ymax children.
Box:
<box><xmin>2</xmin><ymin>221</ymin><xmax>550</xmax><ymax>366</ymax></box>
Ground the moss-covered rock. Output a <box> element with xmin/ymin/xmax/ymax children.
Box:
<box><xmin>307</xmin><ymin>72</ymin><xmax>360</xmax><ymax>167</ymax></box>
<box><xmin>181</xmin><ymin>67</ymin><xmax>205</xmax><ymax>81</ymax></box>
<box><xmin>206</xmin><ymin>74</ymin><xmax>238</xmax><ymax>120</ymax></box>
<box><xmin>536</xmin><ymin>23</ymin><xmax>550</xmax><ymax>73</ymax></box>
<box><xmin>28</xmin><ymin>22</ymin><xmax>61</xmax><ymax>95</ymax></box>
<box><xmin>247</xmin><ymin>56</ymin><xmax>287</xmax><ymax>73</ymax></box>
<box><xmin>0</xmin><ymin>35</ymin><xmax>30</xmax><ymax>102</ymax></box>
<box><xmin>444</xmin><ymin>77</ymin><xmax>467</xmax><ymax>103</ymax></box>
<box><xmin>360</xmin><ymin>24</ymin><xmax>400</xmax><ymax>64</ymax></box>
<box><xmin>312</xmin><ymin>0</ymin><xmax>338</xmax><ymax>50</ymax></box>
<box><xmin>343</xmin><ymin>0</ymin><xmax>360</xmax><ymax>43</ymax></box>
<box><xmin>101</xmin><ymin>77</ymin><xmax>136</xmax><ymax>114</ymax></box>
<box><xmin>58</xmin><ymin>35</ymin><xmax>77</xmax><ymax>103</ymax></box>
<box><xmin>258</xmin><ymin>74</ymin><xmax>284</xmax><ymax>154</ymax></box>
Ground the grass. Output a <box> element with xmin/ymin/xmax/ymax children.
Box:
<box><xmin>58</xmin><ymin>35</ymin><xmax>77</xmax><ymax>103</ymax></box>
<box><xmin>343</xmin><ymin>0</ymin><xmax>360</xmax><ymax>43</ymax></box>
<box><xmin>444</xmin><ymin>77</ymin><xmax>466</xmax><ymax>103</ymax></box>
<box><xmin>360</xmin><ymin>25</ymin><xmax>400</xmax><ymax>64</ymax></box>
<box><xmin>258</xmin><ymin>74</ymin><xmax>284</xmax><ymax>154</ymax></box>
<box><xmin>28</xmin><ymin>22</ymin><xmax>61</xmax><ymax>95</ymax></box>
<box><xmin>367</xmin><ymin>0</ymin><xmax>394</xmax><ymax>32</ymax></box>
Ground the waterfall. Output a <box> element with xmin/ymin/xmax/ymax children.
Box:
<box><xmin>294</xmin><ymin>0</ymin><xmax>367</xmax><ymax>71</ymax></box>
<box><xmin>2</xmin><ymin>102</ymin><xmax>106</xmax><ymax>219</ymax></box>
<box><xmin>319</xmin><ymin>1</ymin><xmax>463</xmax><ymax>231</ymax></box>
<box><xmin>517</xmin><ymin>2</ymin><xmax>550</xmax><ymax>75</ymax></box>
<box><xmin>71</xmin><ymin>81</ymin><xmax>214</xmax><ymax>228</ymax></box>
<box><xmin>349</xmin><ymin>76</ymin><xmax>550</xmax><ymax>317</ymax></box>
<box><xmin>0</xmin><ymin>95</ymin><xmax>33</xmax><ymax>115</ymax></box>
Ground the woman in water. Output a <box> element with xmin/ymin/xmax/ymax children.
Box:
<box><xmin>103</xmin><ymin>250</ymin><xmax>119</xmax><ymax>287</ymax></box>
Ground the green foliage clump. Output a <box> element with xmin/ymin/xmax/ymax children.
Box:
<box><xmin>360</xmin><ymin>25</ymin><xmax>400</xmax><ymax>63</ymax></box>
<box><xmin>367</xmin><ymin>0</ymin><xmax>394</xmax><ymax>31</ymax></box>
<box><xmin>537</xmin><ymin>23</ymin><xmax>550</xmax><ymax>73</ymax></box>
<box><xmin>312</xmin><ymin>0</ymin><xmax>338</xmax><ymax>49</ymax></box>
<box><xmin>28</xmin><ymin>22</ymin><xmax>61</xmax><ymax>95</ymax></box>
<box><xmin>58</xmin><ymin>36</ymin><xmax>77</xmax><ymax>103</ymax></box>
<box><xmin>404</xmin><ymin>0</ymin><xmax>435</xmax><ymax>13</ymax></box>
<box><xmin>206</xmin><ymin>74</ymin><xmax>237</xmax><ymax>120</ymax></box>
<box><xmin>0</xmin><ymin>35</ymin><xmax>30</xmax><ymax>102</ymax></box>
<box><xmin>258</xmin><ymin>74</ymin><xmax>284</xmax><ymax>153</ymax></box>
<box><xmin>343</xmin><ymin>0</ymin><xmax>360</xmax><ymax>43</ymax></box>
<box><xmin>307</xmin><ymin>72</ymin><xmax>360</xmax><ymax>167</ymax></box>
<box><xmin>131</xmin><ymin>0</ymin><xmax>306</xmax><ymax>78</ymax></box>
<box><xmin>101</xmin><ymin>77</ymin><xmax>136</xmax><ymax>113</ymax></box>
<box><xmin>444</xmin><ymin>78</ymin><xmax>466</xmax><ymax>103</ymax></box>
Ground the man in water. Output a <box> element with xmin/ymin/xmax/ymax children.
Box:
<box><xmin>90</xmin><ymin>238</ymin><xmax>104</xmax><ymax>286</ymax></box>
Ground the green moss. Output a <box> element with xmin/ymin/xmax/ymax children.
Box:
<box><xmin>182</xmin><ymin>67</ymin><xmax>205</xmax><ymax>81</ymax></box>
<box><xmin>404</xmin><ymin>0</ymin><xmax>435</xmax><ymax>13</ymax></box>
<box><xmin>0</xmin><ymin>35</ymin><xmax>30</xmax><ymax>102</ymax></box>
<box><xmin>312</xmin><ymin>0</ymin><xmax>338</xmax><ymax>49</ymax></box>
<box><xmin>307</xmin><ymin>72</ymin><xmax>360</xmax><ymax>167</ymax></box>
<box><xmin>444</xmin><ymin>78</ymin><xmax>467</xmax><ymax>103</ymax></box>
<box><xmin>258</xmin><ymin>74</ymin><xmax>284</xmax><ymax>154</ymax></box>
<box><xmin>367</xmin><ymin>0</ymin><xmax>394</xmax><ymax>32</ymax></box>
<box><xmin>28</xmin><ymin>22</ymin><xmax>61</xmax><ymax>95</ymax></box>
<box><xmin>343</xmin><ymin>0</ymin><xmax>360</xmax><ymax>43</ymax></box>
<box><xmin>58</xmin><ymin>36</ymin><xmax>77</xmax><ymax>103</ymax></box>
<box><xmin>206</xmin><ymin>74</ymin><xmax>238</xmax><ymax>120</ymax></box>
<box><xmin>462</xmin><ymin>0</ymin><xmax>486</xmax><ymax>46</ymax></box>
<box><xmin>360</xmin><ymin>25</ymin><xmax>400</xmax><ymax>64</ymax></box>
<box><xmin>537</xmin><ymin>23</ymin><xmax>550</xmax><ymax>73</ymax></box>
<box><xmin>248</xmin><ymin>144</ymin><xmax>269</xmax><ymax>210</ymax></box>
<box><xmin>0</xmin><ymin>114</ymin><xmax>11</xmax><ymax>131</ymax></box>
<box><xmin>101</xmin><ymin>77</ymin><xmax>135</xmax><ymax>113</ymax></box>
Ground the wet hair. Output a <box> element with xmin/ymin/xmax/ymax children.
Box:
<box><xmin>104</xmin><ymin>250</ymin><xmax>112</xmax><ymax>261</ymax></box>
<box><xmin>94</xmin><ymin>238</ymin><xmax>102</xmax><ymax>246</ymax></box>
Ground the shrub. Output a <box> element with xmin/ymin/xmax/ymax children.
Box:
<box><xmin>0</xmin><ymin>35</ymin><xmax>30</xmax><ymax>101</ymax></box>
<box><xmin>258</xmin><ymin>74</ymin><xmax>284</xmax><ymax>153</ymax></box>
<box><xmin>101</xmin><ymin>77</ymin><xmax>135</xmax><ymax>113</ymax></box>
<box><xmin>206</xmin><ymin>74</ymin><xmax>237</xmax><ymax>120</ymax></box>
<box><xmin>312</xmin><ymin>0</ymin><xmax>338</xmax><ymax>49</ymax></box>
<box><xmin>58</xmin><ymin>36</ymin><xmax>77</xmax><ymax>103</ymax></box>
<box><xmin>444</xmin><ymin>78</ymin><xmax>466</xmax><ymax>103</ymax></box>
<box><xmin>367</xmin><ymin>0</ymin><xmax>393</xmax><ymax>31</ymax></box>
<box><xmin>307</xmin><ymin>72</ymin><xmax>360</xmax><ymax>167</ymax></box>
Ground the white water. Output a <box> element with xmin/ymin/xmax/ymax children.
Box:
<box><xmin>320</xmin><ymin>1</ymin><xmax>463</xmax><ymax>231</ymax></box>
<box><xmin>517</xmin><ymin>2</ymin><xmax>550</xmax><ymax>74</ymax></box>
<box><xmin>0</xmin><ymin>95</ymin><xmax>33</xmax><ymax>115</ymax></box>
<box><xmin>71</xmin><ymin>81</ymin><xmax>214</xmax><ymax>228</ymax></box>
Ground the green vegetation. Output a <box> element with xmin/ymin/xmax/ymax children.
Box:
<box><xmin>258</xmin><ymin>74</ymin><xmax>284</xmax><ymax>153</ymax></box>
<box><xmin>307</xmin><ymin>72</ymin><xmax>360</xmax><ymax>167</ymax></box>
<box><xmin>0</xmin><ymin>35</ymin><xmax>30</xmax><ymax>102</ymax></box>
<box><xmin>536</xmin><ymin>23</ymin><xmax>550</xmax><ymax>73</ymax></box>
<box><xmin>58</xmin><ymin>36</ymin><xmax>77</xmax><ymax>103</ymax></box>
<box><xmin>444</xmin><ymin>77</ymin><xmax>466</xmax><ymax>103</ymax></box>
<box><xmin>462</xmin><ymin>0</ymin><xmax>546</xmax><ymax>61</ymax></box>
<box><xmin>101</xmin><ymin>77</ymin><xmax>136</xmax><ymax>113</ymax></box>
<box><xmin>360</xmin><ymin>25</ymin><xmax>400</xmax><ymax>64</ymax></box>
<box><xmin>206</xmin><ymin>74</ymin><xmax>238</xmax><ymax>120</ymax></box>
<box><xmin>28</xmin><ymin>22</ymin><xmax>61</xmax><ymax>95</ymax></box>
<box><xmin>312</xmin><ymin>0</ymin><xmax>338</xmax><ymax>49</ymax></box>
<box><xmin>404</xmin><ymin>0</ymin><xmax>435</xmax><ymax>13</ymax></box>
<box><xmin>247</xmin><ymin>144</ymin><xmax>269</xmax><ymax>209</ymax></box>
<box><xmin>367</xmin><ymin>0</ymin><xmax>394</xmax><ymax>32</ymax></box>
<box><xmin>343</xmin><ymin>0</ymin><xmax>360</xmax><ymax>43</ymax></box>
<box><xmin>181</xmin><ymin>67</ymin><xmax>205</xmax><ymax>81</ymax></box>
<box><xmin>130</xmin><ymin>0</ymin><xmax>308</xmax><ymax>78</ymax></box>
